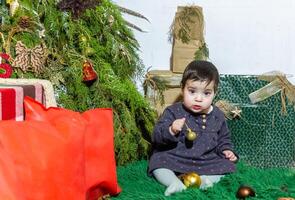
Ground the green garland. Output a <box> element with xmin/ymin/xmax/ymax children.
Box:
<box><xmin>0</xmin><ymin>0</ymin><xmax>156</xmax><ymax>165</ymax></box>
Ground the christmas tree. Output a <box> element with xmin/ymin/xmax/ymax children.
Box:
<box><xmin>0</xmin><ymin>0</ymin><xmax>156</xmax><ymax>165</ymax></box>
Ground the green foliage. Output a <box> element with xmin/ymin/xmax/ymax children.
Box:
<box><xmin>168</xmin><ymin>5</ymin><xmax>204</xmax><ymax>44</ymax></box>
<box><xmin>143</xmin><ymin>71</ymin><xmax>168</xmax><ymax>106</ymax></box>
<box><xmin>167</xmin><ymin>5</ymin><xmax>209</xmax><ymax>61</ymax></box>
<box><xmin>0</xmin><ymin>0</ymin><xmax>156</xmax><ymax>165</ymax></box>
<box><xmin>194</xmin><ymin>42</ymin><xmax>209</xmax><ymax>61</ymax></box>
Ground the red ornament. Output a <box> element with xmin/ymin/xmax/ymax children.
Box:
<box><xmin>0</xmin><ymin>53</ymin><xmax>10</xmax><ymax>60</ymax></box>
<box><xmin>236</xmin><ymin>185</ymin><xmax>255</xmax><ymax>199</ymax></box>
<box><xmin>82</xmin><ymin>60</ymin><xmax>98</xmax><ymax>86</ymax></box>
<box><xmin>0</xmin><ymin>53</ymin><xmax>13</xmax><ymax>78</ymax></box>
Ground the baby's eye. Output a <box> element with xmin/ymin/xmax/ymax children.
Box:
<box><xmin>189</xmin><ymin>89</ymin><xmax>196</xmax><ymax>94</ymax></box>
<box><xmin>204</xmin><ymin>91</ymin><xmax>212</xmax><ymax>96</ymax></box>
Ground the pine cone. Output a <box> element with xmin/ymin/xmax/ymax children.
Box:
<box><xmin>18</xmin><ymin>16</ymin><xmax>31</xmax><ymax>29</ymax></box>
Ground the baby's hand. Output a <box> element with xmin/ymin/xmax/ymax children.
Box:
<box><xmin>222</xmin><ymin>150</ymin><xmax>237</xmax><ymax>162</ymax></box>
<box><xmin>169</xmin><ymin>118</ymin><xmax>186</xmax><ymax>136</ymax></box>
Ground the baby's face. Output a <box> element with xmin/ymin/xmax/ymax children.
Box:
<box><xmin>182</xmin><ymin>79</ymin><xmax>215</xmax><ymax>114</ymax></box>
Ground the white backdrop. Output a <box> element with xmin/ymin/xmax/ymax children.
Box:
<box><xmin>113</xmin><ymin>0</ymin><xmax>295</xmax><ymax>83</ymax></box>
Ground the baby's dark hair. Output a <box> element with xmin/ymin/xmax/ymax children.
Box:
<box><xmin>181</xmin><ymin>60</ymin><xmax>219</xmax><ymax>92</ymax></box>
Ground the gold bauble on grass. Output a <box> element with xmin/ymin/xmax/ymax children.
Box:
<box><xmin>180</xmin><ymin>172</ymin><xmax>202</xmax><ymax>188</ymax></box>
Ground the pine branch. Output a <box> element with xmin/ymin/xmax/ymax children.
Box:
<box><xmin>124</xmin><ymin>20</ymin><xmax>147</xmax><ymax>33</ymax></box>
<box><xmin>117</xmin><ymin>5</ymin><xmax>150</xmax><ymax>22</ymax></box>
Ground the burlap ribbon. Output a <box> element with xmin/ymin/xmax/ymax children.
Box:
<box><xmin>215</xmin><ymin>100</ymin><xmax>242</xmax><ymax>120</ymax></box>
<box><xmin>249</xmin><ymin>71</ymin><xmax>295</xmax><ymax>115</ymax></box>
<box><xmin>12</xmin><ymin>41</ymin><xmax>47</xmax><ymax>73</ymax></box>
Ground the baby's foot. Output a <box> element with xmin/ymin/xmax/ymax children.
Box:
<box><xmin>164</xmin><ymin>179</ymin><xmax>186</xmax><ymax>196</ymax></box>
<box><xmin>200</xmin><ymin>177</ymin><xmax>213</xmax><ymax>189</ymax></box>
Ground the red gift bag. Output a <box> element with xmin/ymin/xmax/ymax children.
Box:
<box><xmin>0</xmin><ymin>144</ymin><xmax>24</xmax><ymax>199</ymax></box>
<box><xmin>0</xmin><ymin>97</ymin><xmax>121</xmax><ymax>199</ymax></box>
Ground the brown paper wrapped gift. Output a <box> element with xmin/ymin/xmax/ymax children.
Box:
<box><xmin>171</xmin><ymin>39</ymin><xmax>203</xmax><ymax>73</ymax></box>
<box><xmin>144</xmin><ymin>70</ymin><xmax>182</xmax><ymax>116</ymax></box>
<box><xmin>170</xmin><ymin>6</ymin><xmax>204</xmax><ymax>73</ymax></box>
<box><xmin>173</xmin><ymin>6</ymin><xmax>204</xmax><ymax>41</ymax></box>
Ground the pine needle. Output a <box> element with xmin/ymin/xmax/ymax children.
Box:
<box><xmin>117</xmin><ymin>5</ymin><xmax>150</xmax><ymax>23</ymax></box>
<box><xmin>124</xmin><ymin>20</ymin><xmax>147</xmax><ymax>33</ymax></box>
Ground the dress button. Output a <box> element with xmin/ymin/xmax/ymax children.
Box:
<box><xmin>202</xmin><ymin>119</ymin><xmax>206</xmax><ymax>123</ymax></box>
<box><xmin>202</xmin><ymin>114</ymin><xmax>206</xmax><ymax>118</ymax></box>
<box><xmin>202</xmin><ymin>125</ymin><xmax>206</xmax><ymax>129</ymax></box>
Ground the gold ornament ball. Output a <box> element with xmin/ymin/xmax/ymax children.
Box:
<box><xmin>79</xmin><ymin>35</ymin><xmax>87</xmax><ymax>44</ymax></box>
<box><xmin>181</xmin><ymin>172</ymin><xmax>201</xmax><ymax>188</ymax></box>
<box><xmin>186</xmin><ymin>128</ymin><xmax>197</xmax><ymax>141</ymax></box>
<box><xmin>84</xmin><ymin>47</ymin><xmax>96</xmax><ymax>56</ymax></box>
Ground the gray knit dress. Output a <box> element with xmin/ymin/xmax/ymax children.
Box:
<box><xmin>148</xmin><ymin>102</ymin><xmax>237</xmax><ymax>176</ymax></box>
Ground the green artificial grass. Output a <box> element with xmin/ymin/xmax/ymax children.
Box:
<box><xmin>113</xmin><ymin>160</ymin><xmax>295</xmax><ymax>200</ymax></box>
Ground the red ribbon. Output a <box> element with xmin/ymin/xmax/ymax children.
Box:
<box><xmin>0</xmin><ymin>53</ymin><xmax>13</xmax><ymax>78</ymax></box>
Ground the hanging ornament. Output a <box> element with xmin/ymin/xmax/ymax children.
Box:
<box><xmin>180</xmin><ymin>172</ymin><xmax>201</xmax><ymax>188</ymax></box>
<box><xmin>231</xmin><ymin>106</ymin><xmax>242</xmax><ymax>119</ymax></box>
<box><xmin>0</xmin><ymin>53</ymin><xmax>13</xmax><ymax>78</ymax></box>
<box><xmin>215</xmin><ymin>100</ymin><xmax>242</xmax><ymax>120</ymax></box>
<box><xmin>12</xmin><ymin>41</ymin><xmax>48</xmax><ymax>74</ymax></box>
<box><xmin>186</xmin><ymin>128</ymin><xmax>197</xmax><ymax>141</ymax></box>
<box><xmin>184</xmin><ymin>122</ymin><xmax>197</xmax><ymax>141</ymax></box>
<box><xmin>82</xmin><ymin>60</ymin><xmax>98</xmax><ymax>86</ymax></box>
<box><xmin>9</xmin><ymin>0</ymin><xmax>20</xmax><ymax>16</ymax></box>
<box><xmin>0</xmin><ymin>53</ymin><xmax>10</xmax><ymax>61</ymax></box>
<box><xmin>36</xmin><ymin>24</ymin><xmax>46</xmax><ymax>39</ymax></box>
<box><xmin>79</xmin><ymin>34</ymin><xmax>88</xmax><ymax>44</ymax></box>
<box><xmin>37</xmin><ymin>28</ymin><xmax>46</xmax><ymax>38</ymax></box>
<box><xmin>84</xmin><ymin>46</ymin><xmax>95</xmax><ymax>56</ymax></box>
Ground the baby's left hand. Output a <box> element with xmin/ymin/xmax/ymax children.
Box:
<box><xmin>222</xmin><ymin>150</ymin><xmax>237</xmax><ymax>162</ymax></box>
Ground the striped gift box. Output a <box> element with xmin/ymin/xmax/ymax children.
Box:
<box><xmin>0</xmin><ymin>83</ymin><xmax>44</xmax><ymax>121</ymax></box>
<box><xmin>0</xmin><ymin>87</ymin><xmax>24</xmax><ymax>121</ymax></box>
<box><xmin>0</xmin><ymin>78</ymin><xmax>57</xmax><ymax>108</ymax></box>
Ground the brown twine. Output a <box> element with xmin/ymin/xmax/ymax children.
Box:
<box><xmin>5</xmin><ymin>26</ymin><xmax>34</xmax><ymax>57</ymax></box>
<box><xmin>143</xmin><ymin>72</ymin><xmax>159</xmax><ymax>105</ymax></box>
<box><xmin>280</xmin><ymin>88</ymin><xmax>287</xmax><ymax>115</ymax></box>
<box><xmin>214</xmin><ymin>100</ymin><xmax>240</xmax><ymax>120</ymax></box>
<box><xmin>0</xmin><ymin>32</ymin><xmax>5</xmax><ymax>47</ymax></box>
<box><xmin>0</xmin><ymin>26</ymin><xmax>34</xmax><ymax>63</ymax></box>
<box><xmin>258</xmin><ymin>73</ymin><xmax>295</xmax><ymax>115</ymax></box>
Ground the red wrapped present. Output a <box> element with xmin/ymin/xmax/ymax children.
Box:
<box><xmin>0</xmin><ymin>78</ymin><xmax>57</xmax><ymax>108</ymax></box>
<box><xmin>0</xmin><ymin>83</ymin><xmax>44</xmax><ymax>121</ymax></box>
<box><xmin>0</xmin><ymin>87</ymin><xmax>24</xmax><ymax>121</ymax></box>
